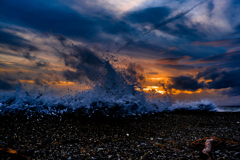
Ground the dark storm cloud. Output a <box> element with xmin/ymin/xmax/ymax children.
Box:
<box><xmin>0</xmin><ymin>30</ymin><xmax>26</xmax><ymax>47</ymax></box>
<box><xmin>23</xmin><ymin>52</ymin><xmax>36</xmax><ymax>60</ymax></box>
<box><xmin>177</xmin><ymin>45</ymin><xmax>226</xmax><ymax>59</ymax></box>
<box><xmin>234</xmin><ymin>24</ymin><xmax>240</xmax><ymax>35</ymax></box>
<box><xmin>143</xmin><ymin>1</ymin><xmax>205</xmax><ymax>35</ymax></box>
<box><xmin>192</xmin><ymin>38</ymin><xmax>240</xmax><ymax>48</ymax></box>
<box><xmin>194</xmin><ymin>51</ymin><xmax>240</xmax><ymax>96</ymax></box>
<box><xmin>124</xmin><ymin>40</ymin><xmax>165</xmax><ymax>55</ymax></box>
<box><xmin>0</xmin><ymin>0</ymin><xmax>96</xmax><ymax>40</ymax></box>
<box><xmin>55</xmin><ymin>34</ymin><xmax>67</xmax><ymax>46</ymax></box>
<box><xmin>36</xmin><ymin>61</ymin><xmax>49</xmax><ymax>68</ymax></box>
<box><xmin>169</xmin><ymin>75</ymin><xmax>204</xmax><ymax>91</ymax></box>
<box><xmin>195</xmin><ymin>53</ymin><xmax>226</xmax><ymax>64</ymax></box>
<box><xmin>0</xmin><ymin>79</ymin><xmax>14</xmax><ymax>90</ymax></box>
<box><xmin>196</xmin><ymin>67</ymin><xmax>219</xmax><ymax>80</ymax></box>
<box><xmin>163</xmin><ymin>64</ymin><xmax>202</xmax><ymax>70</ymax></box>
<box><xmin>236</xmin><ymin>24</ymin><xmax>240</xmax><ymax>31</ymax></box>
<box><xmin>159</xmin><ymin>23</ymin><xmax>205</xmax><ymax>41</ymax></box>
<box><xmin>198</xmin><ymin>69</ymin><xmax>240</xmax><ymax>89</ymax></box>
<box><xmin>222</xmin><ymin>87</ymin><xmax>240</xmax><ymax>97</ymax></box>
<box><xmin>63</xmin><ymin>70</ymin><xmax>83</xmax><ymax>81</ymax></box>
<box><xmin>124</xmin><ymin>6</ymin><xmax>170</xmax><ymax>24</ymax></box>
<box><xmin>195</xmin><ymin>51</ymin><xmax>240</xmax><ymax>69</ymax></box>
<box><xmin>156</xmin><ymin>56</ymin><xmax>202</xmax><ymax>71</ymax></box>
<box><xmin>0</xmin><ymin>0</ymin><xmax>135</xmax><ymax>42</ymax></box>
<box><xmin>101</xmin><ymin>19</ymin><xmax>134</xmax><ymax>35</ymax></box>
<box><xmin>157</xmin><ymin>56</ymin><xmax>191</xmax><ymax>65</ymax></box>
<box><xmin>207</xmin><ymin>0</ymin><xmax>215</xmax><ymax>12</ymax></box>
<box><xmin>0</xmin><ymin>0</ymin><xmax>212</xmax><ymax>58</ymax></box>
<box><xmin>197</xmin><ymin>67</ymin><xmax>240</xmax><ymax>96</ymax></box>
<box><xmin>0</xmin><ymin>29</ymin><xmax>38</xmax><ymax>51</ymax></box>
<box><xmin>232</xmin><ymin>0</ymin><xmax>240</xmax><ymax>6</ymax></box>
<box><xmin>116</xmin><ymin>2</ymin><xmax>206</xmax><ymax>52</ymax></box>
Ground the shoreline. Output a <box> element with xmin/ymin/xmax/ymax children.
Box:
<box><xmin>0</xmin><ymin>112</ymin><xmax>240</xmax><ymax>159</ymax></box>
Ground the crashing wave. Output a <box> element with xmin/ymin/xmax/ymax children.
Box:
<box><xmin>0</xmin><ymin>87</ymin><xmax>217</xmax><ymax>117</ymax></box>
<box><xmin>0</xmin><ymin>60</ymin><xmax>217</xmax><ymax>116</ymax></box>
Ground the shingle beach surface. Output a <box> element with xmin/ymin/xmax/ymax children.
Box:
<box><xmin>0</xmin><ymin>112</ymin><xmax>240</xmax><ymax>159</ymax></box>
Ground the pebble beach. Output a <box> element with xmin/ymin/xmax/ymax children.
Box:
<box><xmin>0</xmin><ymin>111</ymin><xmax>240</xmax><ymax>160</ymax></box>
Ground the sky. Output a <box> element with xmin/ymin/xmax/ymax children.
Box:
<box><xmin>0</xmin><ymin>0</ymin><xmax>240</xmax><ymax>106</ymax></box>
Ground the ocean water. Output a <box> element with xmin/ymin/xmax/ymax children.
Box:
<box><xmin>217</xmin><ymin>106</ymin><xmax>240</xmax><ymax>112</ymax></box>
<box><xmin>0</xmin><ymin>61</ymin><xmax>223</xmax><ymax>116</ymax></box>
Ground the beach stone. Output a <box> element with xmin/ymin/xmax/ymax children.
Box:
<box><xmin>233</xmin><ymin>152</ymin><xmax>240</xmax><ymax>157</ymax></box>
<box><xmin>215</xmin><ymin>150</ymin><xmax>220</xmax><ymax>154</ymax></box>
<box><xmin>97</xmin><ymin>148</ymin><xmax>105</xmax><ymax>151</ymax></box>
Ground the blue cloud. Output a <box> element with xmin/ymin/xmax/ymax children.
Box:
<box><xmin>124</xmin><ymin>6</ymin><xmax>170</xmax><ymax>24</ymax></box>
<box><xmin>0</xmin><ymin>0</ymin><xmax>96</xmax><ymax>39</ymax></box>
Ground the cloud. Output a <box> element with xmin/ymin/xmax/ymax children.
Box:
<box><xmin>116</xmin><ymin>2</ymin><xmax>206</xmax><ymax>52</ymax></box>
<box><xmin>143</xmin><ymin>1</ymin><xmax>206</xmax><ymax>35</ymax></box>
<box><xmin>0</xmin><ymin>72</ymin><xmax>18</xmax><ymax>82</ymax></box>
<box><xmin>0</xmin><ymin>0</ymin><xmax>97</xmax><ymax>40</ymax></box>
<box><xmin>34</xmin><ymin>79</ymin><xmax>44</xmax><ymax>86</ymax></box>
<box><xmin>67</xmin><ymin>0</ymin><xmax>146</xmax><ymax>15</ymax></box>
<box><xmin>157</xmin><ymin>56</ymin><xmax>201</xmax><ymax>71</ymax></box>
<box><xmin>157</xmin><ymin>56</ymin><xmax>191</xmax><ymax>65</ymax></box>
<box><xmin>101</xmin><ymin>19</ymin><xmax>134</xmax><ymax>35</ymax></box>
<box><xmin>158</xmin><ymin>23</ymin><xmax>205</xmax><ymax>41</ymax></box>
<box><xmin>192</xmin><ymin>38</ymin><xmax>240</xmax><ymax>48</ymax></box>
<box><xmin>206</xmin><ymin>69</ymin><xmax>240</xmax><ymax>89</ymax></box>
<box><xmin>197</xmin><ymin>68</ymin><xmax>240</xmax><ymax>96</ymax></box>
<box><xmin>0</xmin><ymin>79</ymin><xmax>14</xmax><ymax>90</ymax></box>
<box><xmin>169</xmin><ymin>75</ymin><xmax>204</xmax><ymax>91</ymax></box>
<box><xmin>97</xmin><ymin>0</ymin><xmax>145</xmax><ymax>13</ymax></box>
<box><xmin>194</xmin><ymin>51</ymin><xmax>240</xmax><ymax>69</ymax></box>
<box><xmin>233</xmin><ymin>0</ymin><xmax>240</xmax><ymax>5</ymax></box>
<box><xmin>222</xmin><ymin>87</ymin><xmax>240</xmax><ymax>97</ymax></box>
<box><xmin>63</xmin><ymin>70</ymin><xmax>83</xmax><ymax>81</ymax></box>
<box><xmin>234</xmin><ymin>23</ymin><xmax>240</xmax><ymax>35</ymax></box>
<box><xmin>36</xmin><ymin>61</ymin><xmax>49</xmax><ymax>68</ymax></box>
<box><xmin>236</xmin><ymin>24</ymin><xmax>240</xmax><ymax>31</ymax></box>
<box><xmin>23</xmin><ymin>52</ymin><xmax>36</xmax><ymax>60</ymax></box>
<box><xmin>55</xmin><ymin>34</ymin><xmax>67</xmax><ymax>46</ymax></box>
<box><xmin>120</xmin><ymin>40</ymin><xmax>165</xmax><ymax>55</ymax></box>
<box><xmin>207</xmin><ymin>0</ymin><xmax>215</xmax><ymax>12</ymax></box>
<box><xmin>196</xmin><ymin>67</ymin><xmax>219</xmax><ymax>80</ymax></box>
<box><xmin>146</xmin><ymin>72</ymin><xmax>158</xmax><ymax>75</ymax></box>
<box><xmin>0</xmin><ymin>29</ymin><xmax>39</xmax><ymax>51</ymax></box>
<box><xmin>124</xmin><ymin>6</ymin><xmax>170</xmax><ymax>24</ymax></box>
<box><xmin>163</xmin><ymin>64</ymin><xmax>202</xmax><ymax>70</ymax></box>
